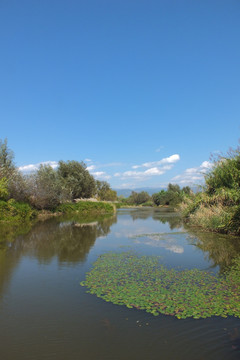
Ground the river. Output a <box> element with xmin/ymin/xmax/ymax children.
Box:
<box><xmin>0</xmin><ymin>208</ymin><xmax>240</xmax><ymax>360</ymax></box>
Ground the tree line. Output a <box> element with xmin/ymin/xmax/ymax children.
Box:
<box><xmin>120</xmin><ymin>184</ymin><xmax>192</xmax><ymax>207</ymax></box>
<box><xmin>0</xmin><ymin>139</ymin><xmax>117</xmax><ymax>210</ymax></box>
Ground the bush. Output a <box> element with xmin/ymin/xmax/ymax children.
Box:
<box><xmin>56</xmin><ymin>201</ymin><xmax>115</xmax><ymax>214</ymax></box>
<box><xmin>181</xmin><ymin>146</ymin><xmax>240</xmax><ymax>235</ymax></box>
<box><xmin>126</xmin><ymin>191</ymin><xmax>151</xmax><ymax>205</ymax></box>
<box><xmin>0</xmin><ymin>177</ymin><xmax>9</xmax><ymax>200</ymax></box>
<box><xmin>0</xmin><ymin>199</ymin><xmax>36</xmax><ymax>223</ymax></box>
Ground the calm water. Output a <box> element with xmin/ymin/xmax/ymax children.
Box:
<box><xmin>0</xmin><ymin>208</ymin><xmax>240</xmax><ymax>360</ymax></box>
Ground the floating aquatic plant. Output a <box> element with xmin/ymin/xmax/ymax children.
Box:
<box><xmin>80</xmin><ymin>252</ymin><xmax>240</xmax><ymax>319</ymax></box>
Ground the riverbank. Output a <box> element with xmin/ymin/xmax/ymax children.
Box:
<box><xmin>0</xmin><ymin>199</ymin><xmax>116</xmax><ymax>225</ymax></box>
<box><xmin>180</xmin><ymin>196</ymin><xmax>240</xmax><ymax>236</ymax></box>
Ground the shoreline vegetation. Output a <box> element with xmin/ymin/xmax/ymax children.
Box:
<box><xmin>0</xmin><ymin>138</ymin><xmax>240</xmax><ymax>236</ymax></box>
<box><xmin>0</xmin><ymin>138</ymin><xmax>117</xmax><ymax>228</ymax></box>
<box><xmin>180</xmin><ymin>146</ymin><xmax>240</xmax><ymax>236</ymax></box>
<box><xmin>117</xmin><ymin>145</ymin><xmax>240</xmax><ymax>236</ymax></box>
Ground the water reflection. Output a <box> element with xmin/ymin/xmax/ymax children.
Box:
<box><xmin>12</xmin><ymin>214</ymin><xmax>117</xmax><ymax>264</ymax></box>
<box><xmin>128</xmin><ymin>208</ymin><xmax>183</xmax><ymax>229</ymax></box>
<box><xmin>0</xmin><ymin>214</ymin><xmax>116</xmax><ymax>301</ymax></box>
<box><xmin>186</xmin><ymin>228</ymin><xmax>240</xmax><ymax>272</ymax></box>
<box><xmin>130</xmin><ymin>233</ymin><xmax>185</xmax><ymax>254</ymax></box>
<box><xmin>0</xmin><ymin>209</ymin><xmax>240</xmax><ymax>360</ymax></box>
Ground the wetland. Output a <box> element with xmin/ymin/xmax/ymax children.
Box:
<box><xmin>0</xmin><ymin>208</ymin><xmax>240</xmax><ymax>360</ymax></box>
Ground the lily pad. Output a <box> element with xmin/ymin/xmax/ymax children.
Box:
<box><xmin>81</xmin><ymin>252</ymin><xmax>240</xmax><ymax>319</ymax></box>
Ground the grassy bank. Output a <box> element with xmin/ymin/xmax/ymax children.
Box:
<box><xmin>180</xmin><ymin>146</ymin><xmax>240</xmax><ymax>235</ymax></box>
<box><xmin>180</xmin><ymin>195</ymin><xmax>240</xmax><ymax>235</ymax></box>
<box><xmin>0</xmin><ymin>199</ymin><xmax>115</xmax><ymax>225</ymax></box>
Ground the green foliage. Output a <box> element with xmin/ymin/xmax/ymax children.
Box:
<box><xmin>181</xmin><ymin>146</ymin><xmax>240</xmax><ymax>234</ymax></box>
<box><xmin>152</xmin><ymin>184</ymin><xmax>192</xmax><ymax>207</ymax></box>
<box><xmin>141</xmin><ymin>200</ymin><xmax>154</xmax><ymax>207</ymax></box>
<box><xmin>28</xmin><ymin>165</ymin><xmax>62</xmax><ymax>210</ymax></box>
<box><xmin>0</xmin><ymin>199</ymin><xmax>36</xmax><ymax>223</ymax></box>
<box><xmin>57</xmin><ymin>160</ymin><xmax>96</xmax><ymax>200</ymax></box>
<box><xmin>167</xmin><ymin>183</ymin><xmax>181</xmax><ymax>193</ymax></box>
<box><xmin>96</xmin><ymin>181</ymin><xmax>117</xmax><ymax>201</ymax></box>
<box><xmin>152</xmin><ymin>189</ymin><xmax>182</xmax><ymax>206</ymax></box>
<box><xmin>7</xmin><ymin>170</ymin><xmax>29</xmax><ymax>203</ymax></box>
<box><xmin>81</xmin><ymin>252</ymin><xmax>240</xmax><ymax>319</ymax></box>
<box><xmin>56</xmin><ymin>201</ymin><xmax>115</xmax><ymax>214</ymax></box>
<box><xmin>182</xmin><ymin>186</ymin><xmax>191</xmax><ymax>195</ymax></box>
<box><xmin>0</xmin><ymin>177</ymin><xmax>9</xmax><ymax>200</ymax></box>
<box><xmin>127</xmin><ymin>191</ymin><xmax>151</xmax><ymax>205</ymax></box>
<box><xmin>0</xmin><ymin>138</ymin><xmax>15</xmax><ymax>179</ymax></box>
<box><xmin>205</xmin><ymin>148</ymin><xmax>240</xmax><ymax>194</ymax></box>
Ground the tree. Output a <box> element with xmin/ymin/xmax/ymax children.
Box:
<box><xmin>0</xmin><ymin>138</ymin><xmax>15</xmax><ymax>179</ymax></box>
<box><xmin>96</xmin><ymin>181</ymin><xmax>117</xmax><ymax>201</ymax></box>
<box><xmin>167</xmin><ymin>183</ymin><xmax>181</xmax><ymax>193</ymax></box>
<box><xmin>0</xmin><ymin>177</ymin><xmax>9</xmax><ymax>200</ymax></box>
<box><xmin>182</xmin><ymin>186</ymin><xmax>191</xmax><ymax>195</ymax></box>
<box><xmin>127</xmin><ymin>191</ymin><xmax>151</xmax><ymax>205</ymax></box>
<box><xmin>152</xmin><ymin>186</ymin><xmax>182</xmax><ymax>206</ymax></box>
<box><xmin>152</xmin><ymin>190</ymin><xmax>166</xmax><ymax>206</ymax></box>
<box><xmin>57</xmin><ymin>160</ymin><xmax>96</xmax><ymax>200</ymax></box>
<box><xmin>28</xmin><ymin>165</ymin><xmax>62</xmax><ymax>209</ymax></box>
<box><xmin>0</xmin><ymin>138</ymin><xmax>28</xmax><ymax>202</ymax></box>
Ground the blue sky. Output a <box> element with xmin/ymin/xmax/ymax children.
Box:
<box><xmin>1</xmin><ymin>0</ymin><xmax>240</xmax><ymax>189</ymax></box>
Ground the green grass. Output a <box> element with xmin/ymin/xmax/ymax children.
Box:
<box><xmin>81</xmin><ymin>252</ymin><xmax>240</xmax><ymax>319</ymax></box>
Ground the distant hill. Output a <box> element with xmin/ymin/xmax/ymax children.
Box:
<box><xmin>114</xmin><ymin>187</ymin><xmax>166</xmax><ymax>198</ymax></box>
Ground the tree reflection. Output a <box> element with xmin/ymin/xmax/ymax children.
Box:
<box><xmin>0</xmin><ymin>214</ymin><xmax>116</xmax><ymax>299</ymax></box>
<box><xmin>13</xmin><ymin>214</ymin><xmax>117</xmax><ymax>264</ymax></box>
<box><xmin>129</xmin><ymin>208</ymin><xmax>183</xmax><ymax>229</ymax></box>
<box><xmin>186</xmin><ymin>227</ymin><xmax>240</xmax><ymax>272</ymax></box>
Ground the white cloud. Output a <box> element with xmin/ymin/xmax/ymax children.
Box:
<box><xmin>144</xmin><ymin>167</ymin><xmax>165</xmax><ymax>175</ymax></box>
<box><xmin>84</xmin><ymin>158</ymin><xmax>92</xmax><ymax>162</ymax></box>
<box><xmin>91</xmin><ymin>171</ymin><xmax>111</xmax><ymax>180</ymax></box>
<box><xmin>171</xmin><ymin>160</ymin><xmax>213</xmax><ymax>185</ymax></box>
<box><xmin>132</xmin><ymin>154</ymin><xmax>180</xmax><ymax>169</ymax></box>
<box><xmin>200</xmin><ymin>161</ymin><xmax>212</xmax><ymax>169</ymax></box>
<box><xmin>19</xmin><ymin>161</ymin><xmax>58</xmax><ymax>173</ymax></box>
<box><xmin>86</xmin><ymin>165</ymin><xmax>96</xmax><ymax>171</ymax></box>
<box><xmin>116</xmin><ymin>154</ymin><xmax>180</xmax><ymax>182</ymax></box>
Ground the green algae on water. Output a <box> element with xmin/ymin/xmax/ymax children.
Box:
<box><xmin>80</xmin><ymin>252</ymin><xmax>240</xmax><ymax>319</ymax></box>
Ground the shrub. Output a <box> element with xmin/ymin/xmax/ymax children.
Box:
<box><xmin>0</xmin><ymin>177</ymin><xmax>9</xmax><ymax>200</ymax></box>
<box><xmin>0</xmin><ymin>199</ymin><xmax>36</xmax><ymax>223</ymax></box>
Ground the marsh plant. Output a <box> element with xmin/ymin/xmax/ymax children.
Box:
<box><xmin>81</xmin><ymin>252</ymin><xmax>240</xmax><ymax>319</ymax></box>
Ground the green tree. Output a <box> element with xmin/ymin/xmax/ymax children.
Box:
<box><xmin>0</xmin><ymin>138</ymin><xmax>15</xmax><ymax>179</ymax></box>
<box><xmin>0</xmin><ymin>177</ymin><xmax>9</xmax><ymax>200</ymax></box>
<box><xmin>127</xmin><ymin>191</ymin><xmax>150</xmax><ymax>205</ymax></box>
<box><xmin>167</xmin><ymin>183</ymin><xmax>181</xmax><ymax>193</ymax></box>
<box><xmin>96</xmin><ymin>181</ymin><xmax>117</xmax><ymax>201</ymax></box>
<box><xmin>152</xmin><ymin>190</ymin><xmax>166</xmax><ymax>206</ymax></box>
<box><xmin>57</xmin><ymin>160</ymin><xmax>96</xmax><ymax>200</ymax></box>
<box><xmin>182</xmin><ymin>186</ymin><xmax>191</xmax><ymax>195</ymax></box>
<box><xmin>28</xmin><ymin>165</ymin><xmax>62</xmax><ymax>209</ymax></box>
<box><xmin>152</xmin><ymin>186</ymin><xmax>182</xmax><ymax>206</ymax></box>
